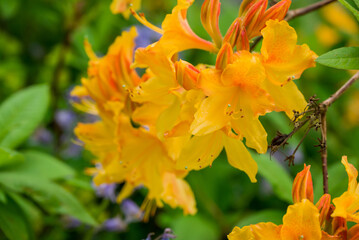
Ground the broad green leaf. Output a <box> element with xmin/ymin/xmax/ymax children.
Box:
<box><xmin>338</xmin><ymin>0</ymin><xmax>359</xmax><ymax>21</ymax></box>
<box><xmin>236</xmin><ymin>209</ymin><xmax>285</xmax><ymax>227</ymax></box>
<box><xmin>0</xmin><ymin>173</ymin><xmax>97</xmax><ymax>226</ymax></box>
<box><xmin>314</xmin><ymin>160</ymin><xmax>348</xmax><ymax>201</ymax></box>
<box><xmin>254</xmin><ymin>153</ymin><xmax>293</xmax><ymax>203</ymax></box>
<box><xmin>0</xmin><ymin>189</ymin><xmax>6</xmax><ymax>203</ymax></box>
<box><xmin>354</xmin><ymin>0</ymin><xmax>359</xmax><ymax>8</ymax></box>
<box><xmin>0</xmin><ymin>197</ymin><xmax>32</xmax><ymax>240</ymax></box>
<box><xmin>7</xmin><ymin>192</ymin><xmax>43</xmax><ymax>233</ymax></box>
<box><xmin>0</xmin><ymin>85</ymin><xmax>49</xmax><ymax>149</ymax></box>
<box><xmin>0</xmin><ymin>147</ymin><xmax>24</xmax><ymax>168</ymax></box>
<box><xmin>316</xmin><ymin>47</ymin><xmax>359</xmax><ymax>70</ymax></box>
<box><xmin>171</xmin><ymin>215</ymin><xmax>220</xmax><ymax>240</ymax></box>
<box><xmin>9</xmin><ymin>150</ymin><xmax>75</xmax><ymax>180</ymax></box>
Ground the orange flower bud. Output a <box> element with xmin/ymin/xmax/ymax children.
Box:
<box><xmin>242</xmin><ymin>0</ymin><xmax>267</xmax><ymax>39</ymax></box>
<box><xmin>175</xmin><ymin>60</ymin><xmax>200</xmax><ymax>90</ymax></box>
<box><xmin>332</xmin><ymin>217</ymin><xmax>347</xmax><ymax>240</ymax></box>
<box><xmin>215</xmin><ymin>43</ymin><xmax>233</xmax><ymax>70</ymax></box>
<box><xmin>223</xmin><ymin>18</ymin><xmax>241</xmax><ymax>48</ymax></box>
<box><xmin>316</xmin><ymin>194</ymin><xmax>333</xmax><ymax>231</ymax></box>
<box><xmin>201</xmin><ymin>0</ymin><xmax>223</xmax><ymax>48</ymax></box>
<box><xmin>260</xmin><ymin>0</ymin><xmax>291</xmax><ymax>26</ymax></box>
<box><xmin>237</xmin><ymin>28</ymin><xmax>250</xmax><ymax>51</ymax></box>
<box><xmin>292</xmin><ymin>164</ymin><xmax>314</xmax><ymax>203</ymax></box>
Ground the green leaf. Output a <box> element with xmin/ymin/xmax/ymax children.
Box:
<box><xmin>316</xmin><ymin>47</ymin><xmax>359</xmax><ymax>70</ymax></box>
<box><xmin>171</xmin><ymin>215</ymin><xmax>220</xmax><ymax>240</ymax></box>
<box><xmin>236</xmin><ymin>209</ymin><xmax>285</xmax><ymax>227</ymax></box>
<box><xmin>9</xmin><ymin>150</ymin><xmax>75</xmax><ymax>180</ymax></box>
<box><xmin>0</xmin><ymin>173</ymin><xmax>97</xmax><ymax>226</ymax></box>
<box><xmin>0</xmin><ymin>197</ymin><xmax>32</xmax><ymax>240</ymax></box>
<box><xmin>7</xmin><ymin>192</ymin><xmax>43</xmax><ymax>233</ymax></box>
<box><xmin>338</xmin><ymin>0</ymin><xmax>359</xmax><ymax>21</ymax></box>
<box><xmin>254</xmin><ymin>153</ymin><xmax>293</xmax><ymax>203</ymax></box>
<box><xmin>0</xmin><ymin>85</ymin><xmax>49</xmax><ymax>149</ymax></box>
<box><xmin>0</xmin><ymin>147</ymin><xmax>24</xmax><ymax>168</ymax></box>
<box><xmin>354</xmin><ymin>0</ymin><xmax>359</xmax><ymax>9</ymax></box>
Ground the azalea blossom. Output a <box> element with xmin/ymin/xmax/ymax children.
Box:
<box><xmin>228</xmin><ymin>157</ymin><xmax>359</xmax><ymax>239</ymax></box>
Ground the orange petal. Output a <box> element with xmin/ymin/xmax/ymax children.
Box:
<box><xmin>260</xmin><ymin>20</ymin><xmax>317</xmax><ymax>86</ymax></box>
<box><xmin>223</xmin><ymin>136</ymin><xmax>258</xmax><ymax>182</ymax></box>
<box><xmin>159</xmin><ymin>0</ymin><xmax>216</xmax><ymax>56</ymax></box>
<box><xmin>228</xmin><ymin>223</ymin><xmax>281</xmax><ymax>240</ymax></box>
<box><xmin>292</xmin><ymin>164</ymin><xmax>314</xmax><ymax>203</ymax></box>
<box><xmin>281</xmin><ymin>199</ymin><xmax>322</xmax><ymax>240</ymax></box>
<box><xmin>176</xmin><ymin>131</ymin><xmax>224</xmax><ymax>171</ymax></box>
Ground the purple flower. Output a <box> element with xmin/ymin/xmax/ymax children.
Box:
<box><xmin>121</xmin><ymin>199</ymin><xmax>143</xmax><ymax>222</ymax></box>
<box><xmin>93</xmin><ymin>183</ymin><xmax>117</xmax><ymax>202</ymax></box>
<box><xmin>102</xmin><ymin>216</ymin><xmax>127</xmax><ymax>232</ymax></box>
<box><xmin>135</xmin><ymin>26</ymin><xmax>161</xmax><ymax>50</ymax></box>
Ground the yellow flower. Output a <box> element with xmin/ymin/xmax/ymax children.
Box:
<box><xmin>228</xmin><ymin>200</ymin><xmax>322</xmax><ymax>240</ymax></box>
<box><xmin>259</xmin><ymin>20</ymin><xmax>317</xmax><ymax>118</ymax></box>
<box><xmin>72</xmin><ymin>28</ymin><xmax>197</xmax><ymax>217</ymax></box>
<box><xmin>71</xmin><ymin>27</ymin><xmax>140</xmax><ymax>120</ymax></box>
<box><xmin>332</xmin><ymin>157</ymin><xmax>359</xmax><ymax>223</ymax></box>
<box><xmin>228</xmin><ymin>158</ymin><xmax>359</xmax><ymax>239</ymax></box>
<box><xmin>110</xmin><ymin>0</ymin><xmax>141</xmax><ymax>19</ymax></box>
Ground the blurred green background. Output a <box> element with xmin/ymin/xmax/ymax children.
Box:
<box><xmin>0</xmin><ymin>0</ymin><xmax>358</xmax><ymax>239</ymax></box>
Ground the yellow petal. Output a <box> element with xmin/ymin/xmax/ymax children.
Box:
<box><xmin>264</xmin><ymin>79</ymin><xmax>307</xmax><ymax>118</ymax></box>
<box><xmin>223</xmin><ymin>136</ymin><xmax>258</xmax><ymax>182</ymax></box>
<box><xmin>176</xmin><ymin>131</ymin><xmax>224</xmax><ymax>171</ymax></box>
<box><xmin>281</xmin><ymin>199</ymin><xmax>322</xmax><ymax>240</ymax></box>
<box><xmin>110</xmin><ymin>0</ymin><xmax>141</xmax><ymax>19</ymax></box>
<box><xmin>341</xmin><ymin>156</ymin><xmax>358</xmax><ymax>193</ymax></box>
<box><xmin>228</xmin><ymin>223</ymin><xmax>281</xmax><ymax>240</ymax></box>
<box><xmin>161</xmin><ymin>172</ymin><xmax>197</xmax><ymax>215</ymax></box>
<box><xmin>231</xmin><ymin>115</ymin><xmax>268</xmax><ymax>154</ymax></box>
<box><xmin>260</xmin><ymin>20</ymin><xmax>317</xmax><ymax>85</ymax></box>
<box><xmin>159</xmin><ymin>0</ymin><xmax>216</xmax><ymax>56</ymax></box>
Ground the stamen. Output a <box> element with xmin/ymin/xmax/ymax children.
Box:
<box><xmin>130</xmin><ymin>8</ymin><xmax>164</xmax><ymax>35</ymax></box>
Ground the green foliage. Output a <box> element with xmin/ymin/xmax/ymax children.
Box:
<box><xmin>0</xmin><ymin>173</ymin><xmax>97</xmax><ymax>226</ymax></box>
<box><xmin>255</xmin><ymin>153</ymin><xmax>293</xmax><ymax>203</ymax></box>
<box><xmin>0</xmin><ymin>85</ymin><xmax>49</xmax><ymax>149</ymax></box>
<box><xmin>236</xmin><ymin>209</ymin><xmax>285</xmax><ymax>227</ymax></box>
<box><xmin>316</xmin><ymin>47</ymin><xmax>359</xmax><ymax>70</ymax></box>
<box><xmin>0</xmin><ymin>197</ymin><xmax>33</xmax><ymax>240</ymax></box>
<box><xmin>0</xmin><ymin>147</ymin><xmax>24</xmax><ymax>168</ymax></box>
<box><xmin>11</xmin><ymin>150</ymin><xmax>75</xmax><ymax>180</ymax></box>
<box><xmin>338</xmin><ymin>0</ymin><xmax>359</xmax><ymax>21</ymax></box>
<box><xmin>0</xmin><ymin>85</ymin><xmax>96</xmax><ymax>239</ymax></box>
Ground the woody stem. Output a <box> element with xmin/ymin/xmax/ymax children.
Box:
<box><xmin>319</xmin><ymin>71</ymin><xmax>359</xmax><ymax>194</ymax></box>
<box><xmin>285</xmin><ymin>0</ymin><xmax>337</xmax><ymax>21</ymax></box>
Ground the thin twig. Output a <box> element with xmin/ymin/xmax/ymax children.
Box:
<box><xmin>323</xmin><ymin>71</ymin><xmax>359</xmax><ymax>107</ymax></box>
<box><xmin>250</xmin><ymin>0</ymin><xmax>337</xmax><ymax>51</ymax></box>
<box><xmin>285</xmin><ymin>0</ymin><xmax>337</xmax><ymax>21</ymax></box>
<box><xmin>319</xmin><ymin>71</ymin><xmax>359</xmax><ymax>194</ymax></box>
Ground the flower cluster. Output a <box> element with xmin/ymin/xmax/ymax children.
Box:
<box><xmin>72</xmin><ymin>0</ymin><xmax>316</xmax><ymax>217</ymax></box>
<box><xmin>228</xmin><ymin>157</ymin><xmax>359</xmax><ymax>239</ymax></box>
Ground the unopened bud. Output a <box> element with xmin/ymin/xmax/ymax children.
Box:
<box><xmin>201</xmin><ymin>0</ymin><xmax>223</xmax><ymax>48</ymax></box>
<box><xmin>215</xmin><ymin>43</ymin><xmax>233</xmax><ymax>70</ymax></box>
<box><xmin>175</xmin><ymin>60</ymin><xmax>200</xmax><ymax>90</ymax></box>
<box><xmin>223</xmin><ymin>18</ymin><xmax>241</xmax><ymax>48</ymax></box>
<box><xmin>292</xmin><ymin>164</ymin><xmax>314</xmax><ymax>203</ymax></box>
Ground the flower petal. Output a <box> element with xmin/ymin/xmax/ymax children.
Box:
<box><xmin>224</xmin><ymin>136</ymin><xmax>258</xmax><ymax>182</ymax></box>
<box><xmin>260</xmin><ymin>20</ymin><xmax>317</xmax><ymax>86</ymax></box>
<box><xmin>281</xmin><ymin>199</ymin><xmax>322</xmax><ymax>240</ymax></box>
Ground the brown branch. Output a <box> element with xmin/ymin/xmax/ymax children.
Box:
<box><xmin>318</xmin><ymin>71</ymin><xmax>359</xmax><ymax>194</ymax></box>
<box><xmin>250</xmin><ymin>0</ymin><xmax>337</xmax><ymax>51</ymax></box>
<box><xmin>285</xmin><ymin>0</ymin><xmax>337</xmax><ymax>21</ymax></box>
<box><xmin>319</xmin><ymin>108</ymin><xmax>328</xmax><ymax>194</ymax></box>
<box><xmin>322</xmin><ymin>71</ymin><xmax>359</xmax><ymax>107</ymax></box>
